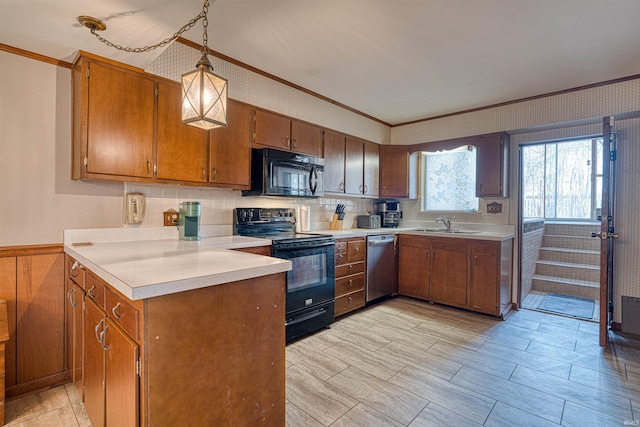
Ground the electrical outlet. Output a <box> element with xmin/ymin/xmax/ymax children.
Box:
<box><xmin>164</xmin><ymin>209</ymin><xmax>179</xmax><ymax>226</ymax></box>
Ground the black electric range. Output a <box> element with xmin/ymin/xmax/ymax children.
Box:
<box><xmin>233</xmin><ymin>208</ymin><xmax>335</xmax><ymax>342</ymax></box>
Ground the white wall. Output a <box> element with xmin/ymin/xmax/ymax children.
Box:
<box><xmin>0</xmin><ymin>51</ymin><xmax>123</xmax><ymax>246</ymax></box>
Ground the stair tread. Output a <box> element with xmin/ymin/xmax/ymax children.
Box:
<box><xmin>536</xmin><ymin>260</ymin><xmax>600</xmax><ymax>270</ymax></box>
<box><xmin>533</xmin><ymin>274</ymin><xmax>599</xmax><ymax>287</ymax></box>
<box><xmin>540</xmin><ymin>247</ymin><xmax>600</xmax><ymax>255</ymax></box>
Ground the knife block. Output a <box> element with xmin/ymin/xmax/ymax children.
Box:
<box><xmin>329</xmin><ymin>213</ymin><xmax>343</xmax><ymax>230</ymax></box>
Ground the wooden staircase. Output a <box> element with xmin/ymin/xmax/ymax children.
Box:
<box><xmin>532</xmin><ymin>223</ymin><xmax>601</xmax><ymax>300</ymax></box>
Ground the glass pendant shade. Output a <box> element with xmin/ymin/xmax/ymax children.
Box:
<box><xmin>181</xmin><ymin>54</ymin><xmax>228</xmax><ymax>130</ymax></box>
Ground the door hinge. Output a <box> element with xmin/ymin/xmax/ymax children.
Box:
<box><xmin>610</xmin><ymin>150</ymin><xmax>617</xmax><ymax>161</ymax></box>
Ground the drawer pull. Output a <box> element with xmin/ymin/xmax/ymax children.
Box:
<box><xmin>88</xmin><ymin>285</ymin><xmax>97</xmax><ymax>299</ymax></box>
<box><xmin>70</xmin><ymin>261</ymin><xmax>81</xmax><ymax>277</ymax></box>
<box><xmin>112</xmin><ymin>302</ymin><xmax>122</xmax><ymax>319</ymax></box>
<box><xmin>348</xmin><ymin>279</ymin><xmax>353</xmax><ymax>287</ymax></box>
<box><xmin>348</xmin><ymin>296</ymin><xmax>353</xmax><ymax>302</ymax></box>
<box><xmin>348</xmin><ymin>264</ymin><xmax>353</xmax><ymax>272</ymax></box>
<box><xmin>354</xmin><ymin>247</ymin><xmax>359</xmax><ymax>253</ymax></box>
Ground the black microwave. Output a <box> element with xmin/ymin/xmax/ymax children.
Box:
<box><xmin>242</xmin><ymin>148</ymin><xmax>324</xmax><ymax>198</ymax></box>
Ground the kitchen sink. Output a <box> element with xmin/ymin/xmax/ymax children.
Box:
<box><xmin>414</xmin><ymin>228</ymin><xmax>482</xmax><ymax>234</ymax></box>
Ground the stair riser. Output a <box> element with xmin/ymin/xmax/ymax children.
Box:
<box><xmin>532</xmin><ymin>278</ymin><xmax>600</xmax><ymax>300</ymax></box>
<box><xmin>542</xmin><ymin>235</ymin><xmax>600</xmax><ymax>251</ymax></box>
<box><xmin>538</xmin><ymin>249</ymin><xmax>600</xmax><ymax>265</ymax></box>
<box><xmin>535</xmin><ymin>263</ymin><xmax>600</xmax><ymax>282</ymax></box>
<box><xmin>544</xmin><ymin>224</ymin><xmax>601</xmax><ymax>237</ymax></box>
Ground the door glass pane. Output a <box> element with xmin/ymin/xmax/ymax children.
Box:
<box><xmin>545</xmin><ymin>144</ymin><xmax>557</xmax><ymax>218</ymax></box>
<box><xmin>555</xmin><ymin>140</ymin><xmax>592</xmax><ymax>218</ymax></box>
<box><xmin>522</xmin><ymin>145</ymin><xmax>546</xmax><ymax>218</ymax></box>
<box><xmin>596</xmin><ymin>138</ymin><xmax>603</xmax><ymax>175</ymax></box>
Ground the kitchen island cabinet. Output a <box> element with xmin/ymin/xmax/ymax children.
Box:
<box><xmin>397</xmin><ymin>233</ymin><xmax>513</xmax><ymax>318</ymax></box>
<box><xmin>64</xmin><ymin>236</ymin><xmax>290</xmax><ymax>426</ymax></box>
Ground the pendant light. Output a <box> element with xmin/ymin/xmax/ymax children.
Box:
<box><xmin>77</xmin><ymin>0</ymin><xmax>227</xmax><ymax>130</ymax></box>
<box><xmin>181</xmin><ymin>1</ymin><xmax>228</xmax><ymax>130</ymax></box>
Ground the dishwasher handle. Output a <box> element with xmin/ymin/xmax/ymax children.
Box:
<box><xmin>367</xmin><ymin>235</ymin><xmax>395</xmax><ymax>246</ymax></box>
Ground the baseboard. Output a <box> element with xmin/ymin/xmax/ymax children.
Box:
<box><xmin>6</xmin><ymin>370</ymin><xmax>71</xmax><ymax>400</ymax></box>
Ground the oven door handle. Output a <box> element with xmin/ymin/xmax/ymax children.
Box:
<box><xmin>285</xmin><ymin>306</ymin><xmax>329</xmax><ymax>326</ymax></box>
<box><xmin>274</xmin><ymin>241</ymin><xmax>335</xmax><ymax>252</ymax></box>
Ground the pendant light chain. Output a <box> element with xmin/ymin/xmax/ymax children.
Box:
<box><xmin>87</xmin><ymin>0</ymin><xmax>214</xmax><ymax>54</ymax></box>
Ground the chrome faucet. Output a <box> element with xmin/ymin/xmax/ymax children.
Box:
<box><xmin>436</xmin><ymin>217</ymin><xmax>452</xmax><ymax>232</ymax></box>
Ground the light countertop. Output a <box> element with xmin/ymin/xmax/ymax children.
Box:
<box><xmin>64</xmin><ymin>233</ymin><xmax>290</xmax><ymax>301</ymax></box>
<box><xmin>314</xmin><ymin>226</ymin><xmax>514</xmax><ymax>241</ymax></box>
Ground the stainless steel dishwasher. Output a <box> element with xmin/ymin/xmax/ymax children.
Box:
<box><xmin>366</xmin><ymin>234</ymin><xmax>395</xmax><ymax>303</ymax></box>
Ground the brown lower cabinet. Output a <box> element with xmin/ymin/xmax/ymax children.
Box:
<box><xmin>397</xmin><ymin>235</ymin><xmax>513</xmax><ymax>318</ymax></box>
<box><xmin>334</xmin><ymin>237</ymin><xmax>366</xmax><ymax>317</ymax></box>
<box><xmin>66</xmin><ymin>254</ymin><xmax>285</xmax><ymax>426</ymax></box>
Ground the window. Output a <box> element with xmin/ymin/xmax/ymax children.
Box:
<box><xmin>420</xmin><ymin>146</ymin><xmax>479</xmax><ymax>211</ymax></box>
<box><xmin>522</xmin><ymin>137</ymin><xmax>602</xmax><ymax>220</ymax></box>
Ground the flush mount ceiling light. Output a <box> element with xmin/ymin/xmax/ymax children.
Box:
<box><xmin>77</xmin><ymin>0</ymin><xmax>227</xmax><ymax>130</ymax></box>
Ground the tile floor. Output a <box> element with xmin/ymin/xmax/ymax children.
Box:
<box><xmin>523</xmin><ymin>290</ymin><xmax>600</xmax><ymax>321</ymax></box>
<box><xmin>5</xmin><ymin>297</ymin><xmax>639</xmax><ymax>426</ymax></box>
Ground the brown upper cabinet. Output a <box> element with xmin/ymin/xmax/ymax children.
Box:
<box><xmin>209</xmin><ymin>101</ymin><xmax>253</xmax><ymax>189</ymax></box>
<box><xmin>345</xmin><ymin>137</ymin><xmax>379</xmax><ymax>197</ymax></box>
<box><xmin>476</xmin><ymin>133</ymin><xmax>509</xmax><ymax>198</ymax></box>
<box><xmin>73</xmin><ymin>55</ymin><xmax>156</xmax><ymax>181</ymax></box>
<box><xmin>323</xmin><ymin>130</ymin><xmax>346</xmax><ymax>193</ymax></box>
<box><xmin>254</xmin><ymin>109</ymin><xmax>323</xmax><ymax>157</ymax></box>
<box><xmin>156</xmin><ymin>81</ymin><xmax>209</xmax><ymax>183</ymax></box>
<box><xmin>379</xmin><ymin>145</ymin><xmax>418</xmax><ymax>199</ymax></box>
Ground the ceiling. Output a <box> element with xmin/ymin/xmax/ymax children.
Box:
<box><xmin>2</xmin><ymin>0</ymin><xmax>640</xmax><ymax>126</ymax></box>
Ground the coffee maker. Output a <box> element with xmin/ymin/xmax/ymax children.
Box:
<box><xmin>178</xmin><ymin>201</ymin><xmax>201</xmax><ymax>241</ymax></box>
<box><xmin>373</xmin><ymin>199</ymin><xmax>402</xmax><ymax>228</ymax></box>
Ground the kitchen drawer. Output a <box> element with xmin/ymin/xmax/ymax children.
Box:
<box><xmin>66</xmin><ymin>256</ymin><xmax>86</xmax><ymax>289</ymax></box>
<box><xmin>471</xmin><ymin>241</ymin><xmax>499</xmax><ymax>255</ymax></box>
<box><xmin>85</xmin><ymin>272</ymin><xmax>106</xmax><ymax>309</ymax></box>
<box><xmin>335</xmin><ymin>240</ymin><xmax>347</xmax><ymax>254</ymax></box>
<box><xmin>335</xmin><ymin>252</ymin><xmax>347</xmax><ymax>265</ymax></box>
<box><xmin>431</xmin><ymin>237</ymin><xmax>469</xmax><ymax>252</ymax></box>
<box><xmin>335</xmin><ymin>290</ymin><xmax>365</xmax><ymax>317</ymax></box>
<box><xmin>335</xmin><ymin>273</ymin><xmax>365</xmax><ymax>297</ymax></box>
<box><xmin>336</xmin><ymin>261</ymin><xmax>365</xmax><ymax>278</ymax></box>
<box><xmin>347</xmin><ymin>240</ymin><xmax>365</xmax><ymax>262</ymax></box>
<box><xmin>105</xmin><ymin>288</ymin><xmax>140</xmax><ymax>341</ymax></box>
<box><xmin>399</xmin><ymin>234</ymin><xmax>430</xmax><ymax>248</ymax></box>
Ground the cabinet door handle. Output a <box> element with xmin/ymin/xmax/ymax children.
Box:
<box><xmin>111</xmin><ymin>302</ymin><xmax>122</xmax><ymax>319</ymax></box>
<box><xmin>212</xmin><ymin>166</ymin><xmax>217</xmax><ymax>179</ymax></box>
<box><xmin>201</xmin><ymin>166</ymin><xmax>206</xmax><ymax>180</ymax></box>
<box><xmin>147</xmin><ymin>159</ymin><xmax>151</xmax><ymax>175</ymax></box>
<box><xmin>475</xmin><ymin>255</ymin><xmax>478</xmax><ymax>266</ymax></box>
<box><xmin>285</xmin><ymin>136</ymin><xmax>290</xmax><ymax>148</ymax></box>
<box><xmin>363</xmin><ymin>185</ymin><xmax>368</xmax><ymax>194</ymax></box>
<box><xmin>99</xmin><ymin>325</ymin><xmax>109</xmax><ymax>350</ymax></box>
<box><xmin>426</xmin><ymin>250</ymin><xmax>429</xmax><ymax>261</ymax></box>
<box><xmin>292</xmin><ymin>138</ymin><xmax>297</xmax><ymax>149</ymax></box>
<box><xmin>95</xmin><ymin>318</ymin><xmax>104</xmax><ymax>343</ymax></box>
<box><xmin>67</xmin><ymin>288</ymin><xmax>77</xmax><ymax>308</ymax></box>
<box><xmin>88</xmin><ymin>285</ymin><xmax>97</xmax><ymax>299</ymax></box>
<box><xmin>359</xmin><ymin>184</ymin><xmax>364</xmax><ymax>193</ymax></box>
<box><xmin>479</xmin><ymin>183</ymin><xmax>484</xmax><ymax>193</ymax></box>
<box><xmin>381</xmin><ymin>186</ymin><xmax>385</xmax><ymax>195</ymax></box>
<box><xmin>340</xmin><ymin>182</ymin><xmax>344</xmax><ymax>191</ymax></box>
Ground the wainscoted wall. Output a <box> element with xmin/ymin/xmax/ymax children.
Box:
<box><xmin>521</xmin><ymin>220</ymin><xmax>545</xmax><ymax>300</ymax></box>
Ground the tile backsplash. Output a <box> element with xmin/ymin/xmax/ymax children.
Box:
<box><xmin>124</xmin><ymin>183</ymin><xmax>509</xmax><ymax>232</ymax></box>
